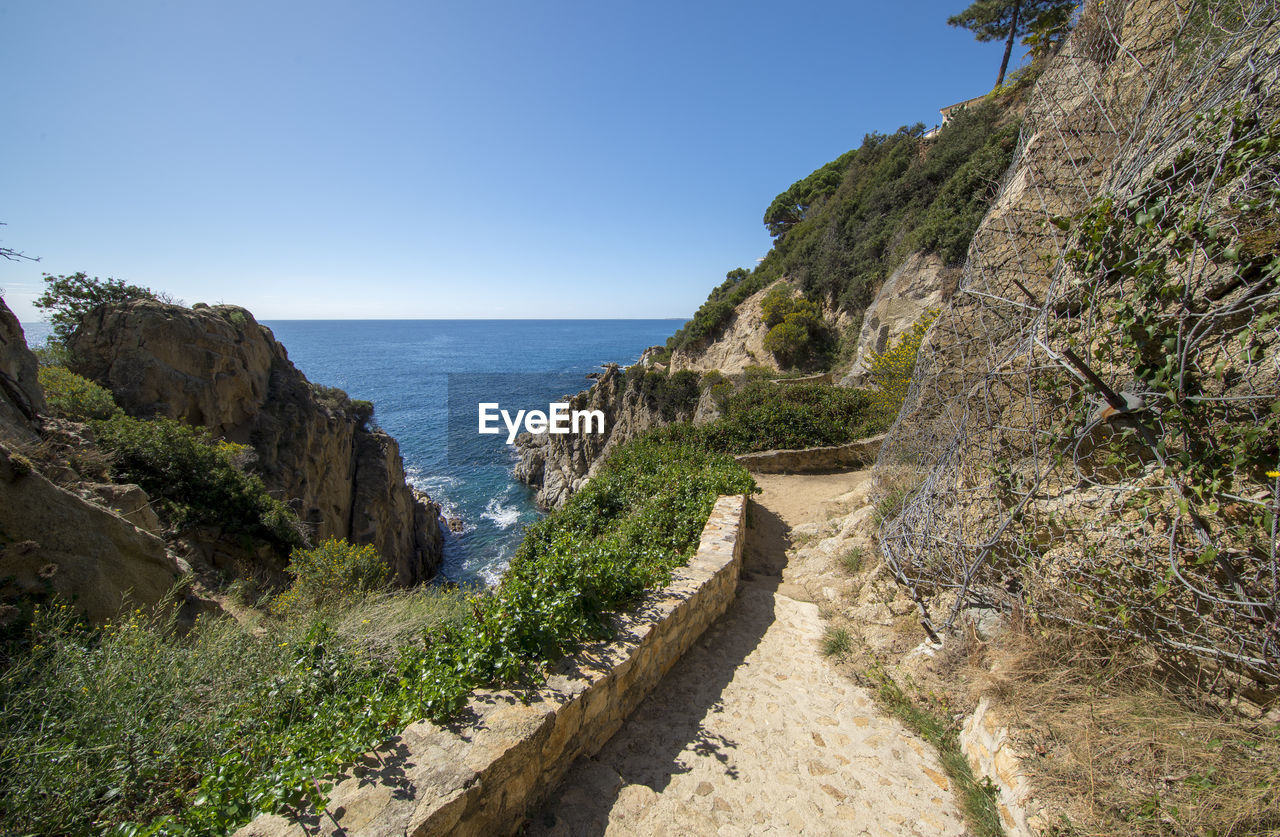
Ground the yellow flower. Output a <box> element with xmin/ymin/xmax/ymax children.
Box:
<box><xmin>1267</xmin><ymin>470</ymin><xmax>1279</xmax><ymax>478</ymax></box>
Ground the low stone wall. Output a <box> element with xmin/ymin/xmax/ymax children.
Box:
<box><xmin>769</xmin><ymin>372</ymin><xmax>833</xmax><ymax>385</ymax></box>
<box><xmin>733</xmin><ymin>434</ymin><xmax>884</xmax><ymax>474</ymax></box>
<box><xmin>959</xmin><ymin>697</ymin><xmax>1041</xmax><ymax>836</ymax></box>
<box><xmin>237</xmin><ymin>494</ymin><xmax>748</xmax><ymax>837</ymax></box>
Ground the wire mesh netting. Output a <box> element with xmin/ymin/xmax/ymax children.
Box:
<box><xmin>876</xmin><ymin>0</ymin><xmax>1280</xmax><ymax>689</ymax></box>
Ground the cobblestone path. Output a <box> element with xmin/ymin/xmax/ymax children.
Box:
<box><xmin>528</xmin><ymin>471</ymin><xmax>965</xmax><ymax>837</ymax></box>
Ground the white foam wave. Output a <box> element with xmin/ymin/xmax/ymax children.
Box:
<box><xmin>481</xmin><ymin>498</ymin><xmax>521</xmax><ymax>530</ymax></box>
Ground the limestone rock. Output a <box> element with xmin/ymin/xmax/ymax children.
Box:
<box><xmin>0</xmin><ymin>296</ymin><xmax>45</xmax><ymax>442</ymax></box>
<box><xmin>70</xmin><ymin>300</ymin><xmax>442</xmax><ymax>582</ymax></box>
<box><xmin>668</xmin><ymin>280</ymin><xmax>788</xmax><ymax>376</ymax></box>
<box><xmin>839</xmin><ymin>251</ymin><xmax>956</xmax><ymax>387</ymax></box>
<box><xmin>513</xmin><ymin>363</ymin><xmax>688</xmax><ymax>509</ymax></box>
<box><xmin>0</xmin><ymin>442</ymin><xmax>181</xmax><ymax>622</ymax></box>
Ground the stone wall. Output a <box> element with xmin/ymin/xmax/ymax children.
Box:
<box><xmin>733</xmin><ymin>434</ymin><xmax>884</xmax><ymax>474</ymax></box>
<box><xmin>236</xmin><ymin>493</ymin><xmax>748</xmax><ymax>837</ymax></box>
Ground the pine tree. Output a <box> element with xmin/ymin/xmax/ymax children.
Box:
<box><xmin>948</xmin><ymin>0</ymin><xmax>1077</xmax><ymax>87</ymax></box>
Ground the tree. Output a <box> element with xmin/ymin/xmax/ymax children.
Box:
<box><xmin>948</xmin><ymin>0</ymin><xmax>1077</xmax><ymax>87</ymax></box>
<box><xmin>34</xmin><ymin>272</ymin><xmax>157</xmax><ymax>345</ymax></box>
<box><xmin>0</xmin><ymin>222</ymin><xmax>38</xmax><ymax>263</ymax></box>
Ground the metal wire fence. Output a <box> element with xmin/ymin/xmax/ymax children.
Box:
<box><xmin>876</xmin><ymin>0</ymin><xmax>1280</xmax><ymax>690</ymax></box>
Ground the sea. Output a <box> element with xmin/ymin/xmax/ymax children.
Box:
<box><xmin>21</xmin><ymin>319</ymin><xmax>683</xmax><ymax>586</ymax></box>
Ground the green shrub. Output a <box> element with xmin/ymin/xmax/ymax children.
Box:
<box><xmin>350</xmin><ymin>399</ymin><xmax>375</xmax><ymax>428</ymax></box>
<box><xmin>867</xmin><ymin>312</ymin><xmax>937</xmax><ymax>423</ymax></box>
<box><xmin>273</xmin><ymin>539</ymin><xmax>390</xmax><ymax>612</ymax></box>
<box><xmin>760</xmin><ymin>283</ymin><xmax>795</xmax><ymax>327</ymax></box>
<box><xmin>703</xmin><ymin>381</ymin><xmax>879</xmax><ymax>453</ymax></box>
<box><xmin>37</xmin><ymin>365</ymin><xmax>120</xmax><ymax>421</ymax></box>
<box><xmin>625</xmin><ymin>366</ymin><xmax>702</xmax><ymax>421</ymax></box>
<box><xmin>91</xmin><ymin>413</ymin><xmax>303</xmax><ymax>551</ymax></box>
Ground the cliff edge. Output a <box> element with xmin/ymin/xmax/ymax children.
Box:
<box><xmin>69</xmin><ymin>300</ymin><xmax>443</xmax><ymax>585</ymax></box>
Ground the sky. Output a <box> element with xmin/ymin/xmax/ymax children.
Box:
<box><xmin>1</xmin><ymin>1</ymin><xmax>1019</xmax><ymax>321</ymax></box>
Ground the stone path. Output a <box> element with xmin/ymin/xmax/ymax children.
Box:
<box><xmin>528</xmin><ymin>471</ymin><xmax>965</xmax><ymax>837</ymax></box>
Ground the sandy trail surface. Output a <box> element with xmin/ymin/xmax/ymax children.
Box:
<box><xmin>528</xmin><ymin>470</ymin><xmax>965</xmax><ymax>836</ymax></box>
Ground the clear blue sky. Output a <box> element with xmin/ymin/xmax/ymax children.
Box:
<box><xmin>2</xmin><ymin>1</ymin><xmax>1018</xmax><ymax>321</ymax></box>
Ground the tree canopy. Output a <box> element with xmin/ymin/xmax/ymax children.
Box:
<box><xmin>948</xmin><ymin>0</ymin><xmax>1076</xmax><ymax>86</ymax></box>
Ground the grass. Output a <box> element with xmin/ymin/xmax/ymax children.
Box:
<box><xmin>971</xmin><ymin>625</ymin><xmax>1280</xmax><ymax>836</ymax></box>
<box><xmin>821</xmin><ymin>626</ymin><xmax>854</xmax><ymax>657</ymax></box>
<box><xmin>839</xmin><ymin>546</ymin><xmax>865</xmax><ymax>574</ymax></box>
<box><xmin>862</xmin><ymin>661</ymin><xmax>1006</xmax><ymax>837</ymax></box>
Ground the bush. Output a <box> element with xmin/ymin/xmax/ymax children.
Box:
<box><xmin>625</xmin><ymin>366</ymin><xmax>702</xmax><ymax>421</ymax></box>
<box><xmin>653</xmin><ymin>381</ymin><xmax>880</xmax><ymax>454</ymax></box>
<box><xmin>273</xmin><ymin>539</ymin><xmax>389</xmax><ymax>612</ymax></box>
<box><xmin>867</xmin><ymin>312</ymin><xmax>937</xmax><ymax>423</ymax></box>
<box><xmin>91</xmin><ymin>413</ymin><xmax>304</xmax><ymax>551</ymax></box>
<box><xmin>37</xmin><ymin>365</ymin><xmax>119</xmax><ymax>421</ymax></box>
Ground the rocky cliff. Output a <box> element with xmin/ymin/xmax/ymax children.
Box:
<box><xmin>875</xmin><ymin>0</ymin><xmax>1280</xmax><ymax>683</ymax></box>
<box><xmin>0</xmin><ymin>297</ymin><xmax>186</xmax><ymax>622</ymax></box>
<box><xmin>838</xmin><ymin>251</ymin><xmax>958</xmax><ymax>387</ymax></box>
<box><xmin>69</xmin><ymin>300</ymin><xmax>442</xmax><ymax>584</ymax></box>
<box><xmin>513</xmin><ymin>363</ymin><xmax>709</xmax><ymax>508</ymax></box>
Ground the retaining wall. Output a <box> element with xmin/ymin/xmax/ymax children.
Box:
<box><xmin>733</xmin><ymin>434</ymin><xmax>884</xmax><ymax>474</ymax></box>
<box><xmin>237</xmin><ymin>493</ymin><xmax>748</xmax><ymax>837</ymax></box>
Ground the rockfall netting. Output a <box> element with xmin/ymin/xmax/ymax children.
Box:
<box><xmin>877</xmin><ymin>0</ymin><xmax>1280</xmax><ymax>689</ymax></box>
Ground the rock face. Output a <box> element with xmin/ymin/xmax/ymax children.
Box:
<box><xmin>668</xmin><ymin>281</ymin><xmax>789</xmax><ymax>376</ymax></box>
<box><xmin>839</xmin><ymin>251</ymin><xmax>958</xmax><ymax>387</ymax></box>
<box><xmin>513</xmin><ymin>363</ymin><xmax>696</xmax><ymax>509</ymax></box>
<box><xmin>0</xmin><ymin>296</ymin><xmax>187</xmax><ymax>622</ymax></box>
<box><xmin>70</xmin><ymin>300</ymin><xmax>442</xmax><ymax>584</ymax></box>
<box><xmin>0</xmin><ymin>298</ymin><xmax>45</xmax><ymax>441</ymax></box>
<box><xmin>0</xmin><ymin>443</ymin><xmax>182</xmax><ymax>623</ymax></box>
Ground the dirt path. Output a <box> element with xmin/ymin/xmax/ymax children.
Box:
<box><xmin>528</xmin><ymin>471</ymin><xmax>965</xmax><ymax>837</ymax></box>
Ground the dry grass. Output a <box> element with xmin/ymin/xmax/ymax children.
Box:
<box><xmin>971</xmin><ymin>624</ymin><xmax>1280</xmax><ymax>836</ymax></box>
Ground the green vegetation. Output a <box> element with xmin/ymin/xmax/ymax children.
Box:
<box><xmin>0</xmin><ymin>434</ymin><xmax>753</xmax><ymax>836</ymax></box>
<box><xmin>271</xmin><ymin>539</ymin><xmax>390</xmax><ymax>613</ymax></box>
<box><xmin>93</xmin><ymin>413</ymin><xmax>304</xmax><ymax>552</ymax></box>
<box><xmin>840</xmin><ymin>546</ymin><xmax>866</xmax><ymax>574</ymax></box>
<box><xmin>759</xmin><ymin>284</ymin><xmax>830</xmax><ymax>368</ymax></box>
<box><xmin>34</xmin><ymin>272</ymin><xmax>159</xmax><ymax>346</ymax></box>
<box><xmin>37</xmin><ymin>363</ymin><xmax>304</xmax><ymax>553</ymax></box>
<box><xmin>654</xmin><ymin>381</ymin><xmax>883</xmax><ymax>454</ymax></box>
<box><xmin>624</xmin><ymin>365</ymin><xmax>702</xmax><ymax>421</ymax></box>
<box><xmin>669</xmin><ymin>99</ymin><xmax>1021</xmax><ymax>356</ymax></box>
<box><xmin>821</xmin><ymin>626</ymin><xmax>853</xmax><ymax>657</ymax></box>
<box><xmin>37</xmin><ymin>365</ymin><xmax>119</xmax><ymax>421</ymax></box>
<box><xmin>866</xmin><ymin>312</ymin><xmax>938</xmax><ymax>423</ymax></box>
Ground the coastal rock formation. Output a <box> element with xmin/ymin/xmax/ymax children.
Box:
<box><xmin>0</xmin><ymin>298</ymin><xmax>45</xmax><ymax>441</ymax></box>
<box><xmin>70</xmin><ymin>300</ymin><xmax>442</xmax><ymax>583</ymax></box>
<box><xmin>513</xmin><ymin>363</ymin><xmax>695</xmax><ymax>509</ymax></box>
<box><xmin>0</xmin><ymin>443</ymin><xmax>181</xmax><ymax>623</ymax></box>
<box><xmin>839</xmin><ymin>251</ymin><xmax>957</xmax><ymax>387</ymax></box>
<box><xmin>668</xmin><ymin>281</ymin><xmax>785</xmax><ymax>375</ymax></box>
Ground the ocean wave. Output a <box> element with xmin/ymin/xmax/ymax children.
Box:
<box><xmin>481</xmin><ymin>497</ymin><xmax>521</xmax><ymax>530</ymax></box>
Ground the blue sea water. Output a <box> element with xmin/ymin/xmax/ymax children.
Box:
<box><xmin>23</xmin><ymin>319</ymin><xmax>681</xmax><ymax>585</ymax></box>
